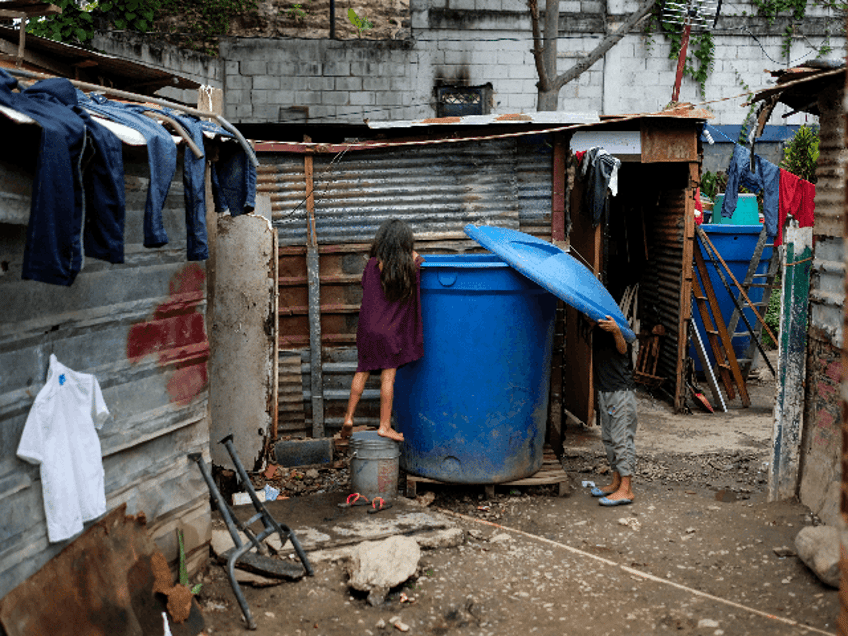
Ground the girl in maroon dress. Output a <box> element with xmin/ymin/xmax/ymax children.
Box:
<box><xmin>342</xmin><ymin>219</ymin><xmax>424</xmax><ymax>442</ymax></box>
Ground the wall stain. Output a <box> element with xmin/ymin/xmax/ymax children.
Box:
<box><xmin>127</xmin><ymin>263</ymin><xmax>209</xmax><ymax>405</ymax></box>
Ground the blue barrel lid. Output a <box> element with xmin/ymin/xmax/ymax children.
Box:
<box><xmin>464</xmin><ymin>224</ymin><xmax>636</xmax><ymax>343</ymax></box>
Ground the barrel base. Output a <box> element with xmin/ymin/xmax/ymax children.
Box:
<box><xmin>403</xmin><ymin>448</ymin><xmax>571</xmax><ymax>498</ymax></box>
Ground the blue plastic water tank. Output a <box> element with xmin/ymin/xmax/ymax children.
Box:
<box><xmin>393</xmin><ymin>254</ymin><xmax>557</xmax><ymax>484</ymax></box>
<box><xmin>691</xmin><ymin>224</ymin><xmax>773</xmax><ymax>371</ymax></box>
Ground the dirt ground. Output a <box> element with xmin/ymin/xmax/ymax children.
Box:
<box><xmin>194</xmin><ymin>360</ymin><xmax>840</xmax><ymax>636</ymax></box>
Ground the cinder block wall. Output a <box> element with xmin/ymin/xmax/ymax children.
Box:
<box><xmin>93</xmin><ymin>0</ymin><xmax>845</xmax><ymax>126</ymax></box>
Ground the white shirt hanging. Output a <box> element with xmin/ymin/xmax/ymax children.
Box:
<box><xmin>17</xmin><ymin>354</ymin><xmax>110</xmax><ymax>543</ymax></box>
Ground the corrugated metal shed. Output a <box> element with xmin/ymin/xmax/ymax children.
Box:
<box><xmin>260</xmin><ymin>115</ymin><xmax>705</xmax><ymax>434</ymax></box>
<box><xmin>261</xmin><ymin>133</ymin><xmax>553</xmax><ymax>435</ymax></box>
<box><xmin>0</xmin><ymin>112</ymin><xmax>211</xmax><ymax>598</ymax></box>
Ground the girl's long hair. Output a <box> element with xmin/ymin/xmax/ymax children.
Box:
<box><xmin>370</xmin><ymin>219</ymin><xmax>416</xmax><ymax>302</ymax></box>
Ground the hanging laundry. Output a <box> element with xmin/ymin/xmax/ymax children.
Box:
<box><xmin>17</xmin><ymin>354</ymin><xmax>110</xmax><ymax>543</ymax></box>
<box><xmin>0</xmin><ymin>71</ymin><xmax>86</xmax><ymax>285</ymax></box>
<box><xmin>776</xmin><ymin>169</ymin><xmax>815</xmax><ymax>247</ymax></box>
<box><xmin>580</xmin><ymin>147</ymin><xmax>621</xmax><ymax>227</ymax></box>
<box><xmin>71</xmin><ymin>92</ymin><xmax>127</xmax><ymax>265</ymax></box>
<box><xmin>211</xmin><ymin>141</ymin><xmax>257</xmax><ymax>216</ymax></box>
<box><xmin>721</xmin><ymin>144</ymin><xmax>779</xmax><ymax>236</ymax></box>
<box><xmin>77</xmin><ymin>91</ymin><xmax>178</xmax><ymax>250</ymax></box>
<box><xmin>131</xmin><ymin>106</ymin><xmax>211</xmax><ymax>261</ymax></box>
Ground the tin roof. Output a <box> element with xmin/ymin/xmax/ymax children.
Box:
<box><xmin>0</xmin><ymin>24</ymin><xmax>199</xmax><ymax>95</ymax></box>
<box><xmin>750</xmin><ymin>62</ymin><xmax>845</xmax><ymax>116</ymax></box>
<box><xmin>366</xmin><ymin>111</ymin><xmax>601</xmax><ymax>129</ymax></box>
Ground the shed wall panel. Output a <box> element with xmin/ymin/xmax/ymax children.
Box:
<box><xmin>0</xmin><ymin>140</ymin><xmax>211</xmax><ymax>599</ymax></box>
<box><xmin>263</xmin><ymin>137</ymin><xmax>553</xmax><ymax>435</ymax></box>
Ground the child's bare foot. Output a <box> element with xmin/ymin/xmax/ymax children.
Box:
<box><xmin>377</xmin><ymin>427</ymin><xmax>404</xmax><ymax>442</ymax></box>
<box><xmin>340</xmin><ymin>420</ymin><xmax>353</xmax><ymax>439</ymax></box>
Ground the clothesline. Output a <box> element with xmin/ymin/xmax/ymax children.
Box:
<box><xmin>0</xmin><ymin>67</ymin><xmax>258</xmax><ymax>286</ymax></box>
<box><xmin>2</xmin><ymin>66</ymin><xmax>258</xmax><ymax>168</ymax></box>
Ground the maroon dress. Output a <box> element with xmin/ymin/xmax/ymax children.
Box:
<box><xmin>356</xmin><ymin>256</ymin><xmax>424</xmax><ymax>372</ymax></box>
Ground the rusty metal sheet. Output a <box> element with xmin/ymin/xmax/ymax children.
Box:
<box><xmin>0</xmin><ymin>149</ymin><xmax>211</xmax><ymax>599</ymax></box>
<box><xmin>259</xmin><ymin>135</ymin><xmax>551</xmax><ymax>247</ymax></box>
<box><xmin>640</xmin><ymin>121</ymin><xmax>699</xmax><ymax>163</ymax></box>
<box><xmin>0</xmin><ymin>505</ymin><xmax>204</xmax><ymax>636</ymax></box>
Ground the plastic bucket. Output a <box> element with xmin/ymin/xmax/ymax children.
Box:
<box><xmin>393</xmin><ymin>254</ymin><xmax>557</xmax><ymax>484</ymax></box>
<box><xmin>349</xmin><ymin>431</ymin><xmax>400</xmax><ymax>501</ymax></box>
<box><xmin>690</xmin><ymin>224</ymin><xmax>773</xmax><ymax>371</ymax></box>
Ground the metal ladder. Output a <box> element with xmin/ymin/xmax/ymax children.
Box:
<box><xmin>691</xmin><ymin>238</ymin><xmax>751</xmax><ymax>407</ymax></box>
<box><xmin>724</xmin><ymin>226</ymin><xmax>782</xmax><ymax>378</ymax></box>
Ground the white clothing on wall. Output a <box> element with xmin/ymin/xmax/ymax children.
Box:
<box><xmin>17</xmin><ymin>354</ymin><xmax>110</xmax><ymax>543</ymax></box>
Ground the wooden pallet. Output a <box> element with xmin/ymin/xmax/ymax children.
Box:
<box><xmin>404</xmin><ymin>449</ymin><xmax>571</xmax><ymax>498</ymax></box>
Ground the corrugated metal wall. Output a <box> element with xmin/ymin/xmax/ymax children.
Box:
<box><xmin>260</xmin><ymin>135</ymin><xmax>553</xmax><ymax>436</ymax></box>
<box><xmin>635</xmin><ymin>163</ymin><xmax>693</xmax><ymax>411</ymax></box>
<box><xmin>798</xmin><ymin>79</ymin><xmax>845</xmax><ymax>527</ymax></box>
<box><xmin>0</xmin><ymin>138</ymin><xmax>211</xmax><ymax>599</ymax></box>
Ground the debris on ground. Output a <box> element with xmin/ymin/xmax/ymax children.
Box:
<box><xmin>346</xmin><ymin>535</ymin><xmax>422</xmax><ymax>606</ymax></box>
<box><xmin>795</xmin><ymin>525</ymin><xmax>840</xmax><ymax>587</ymax></box>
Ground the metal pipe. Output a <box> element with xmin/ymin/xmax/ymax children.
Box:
<box><xmin>1</xmin><ymin>66</ymin><xmax>258</xmax><ymax>167</ymax></box>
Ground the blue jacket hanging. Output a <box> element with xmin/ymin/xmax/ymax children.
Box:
<box><xmin>721</xmin><ymin>144</ymin><xmax>779</xmax><ymax>236</ymax></box>
<box><xmin>77</xmin><ymin>90</ymin><xmax>177</xmax><ymax>250</ymax></box>
<box><xmin>211</xmin><ymin>140</ymin><xmax>257</xmax><ymax>216</ymax></box>
<box><xmin>0</xmin><ymin>71</ymin><xmax>86</xmax><ymax>285</ymax></box>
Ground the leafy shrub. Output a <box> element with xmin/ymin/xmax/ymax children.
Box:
<box><xmin>781</xmin><ymin>125</ymin><xmax>819</xmax><ymax>184</ymax></box>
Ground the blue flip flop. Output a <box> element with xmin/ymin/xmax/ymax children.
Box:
<box><xmin>599</xmin><ymin>496</ymin><xmax>633</xmax><ymax>507</ymax></box>
<box><xmin>590</xmin><ymin>487</ymin><xmax>615</xmax><ymax>498</ymax></box>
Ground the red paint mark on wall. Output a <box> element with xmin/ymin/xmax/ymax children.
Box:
<box><xmin>817</xmin><ymin>380</ymin><xmax>836</xmax><ymax>402</ymax></box>
<box><xmin>127</xmin><ymin>263</ymin><xmax>209</xmax><ymax>405</ymax></box>
<box><xmin>825</xmin><ymin>360</ymin><xmax>841</xmax><ymax>382</ymax></box>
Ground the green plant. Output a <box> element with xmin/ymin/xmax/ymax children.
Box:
<box><xmin>643</xmin><ymin>8</ymin><xmax>715</xmax><ymax>98</ymax></box>
<box><xmin>347</xmin><ymin>8</ymin><xmax>373</xmax><ymax>36</ymax></box>
<box><xmin>178</xmin><ymin>529</ymin><xmax>203</xmax><ymax>595</ymax></box>
<box><xmin>97</xmin><ymin>0</ymin><xmax>158</xmax><ymax>32</ymax></box>
<box><xmin>286</xmin><ymin>3</ymin><xmax>307</xmax><ymax>20</ymax></box>
<box><xmin>700</xmin><ymin>170</ymin><xmax>726</xmax><ymax>200</ymax></box>
<box><xmin>157</xmin><ymin>0</ymin><xmax>259</xmax><ymax>54</ymax></box>
<box><xmin>781</xmin><ymin>125</ymin><xmax>819</xmax><ymax>183</ymax></box>
<box><xmin>27</xmin><ymin>0</ymin><xmax>97</xmax><ymax>45</ymax></box>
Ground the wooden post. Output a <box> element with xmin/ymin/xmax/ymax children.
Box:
<box><xmin>769</xmin><ymin>225</ymin><xmax>813</xmax><ymax>501</ymax></box>
<box><xmin>675</xmin><ymin>163</ymin><xmax>697</xmax><ymax>411</ymax></box>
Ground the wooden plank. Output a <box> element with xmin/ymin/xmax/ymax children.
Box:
<box><xmin>675</xmin><ymin>163</ymin><xmax>696</xmax><ymax>410</ymax></box>
<box><xmin>0</xmin><ymin>505</ymin><xmax>204</xmax><ymax>636</ymax></box>
<box><xmin>405</xmin><ymin>451</ymin><xmax>570</xmax><ymax>496</ymax></box>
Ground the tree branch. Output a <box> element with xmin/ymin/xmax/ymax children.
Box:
<box><xmin>551</xmin><ymin>0</ymin><xmax>657</xmax><ymax>92</ymax></box>
<box><xmin>527</xmin><ymin>0</ymin><xmax>552</xmax><ymax>92</ymax></box>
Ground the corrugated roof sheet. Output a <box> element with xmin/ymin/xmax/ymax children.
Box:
<box><xmin>367</xmin><ymin>111</ymin><xmax>601</xmax><ymax>129</ymax></box>
<box><xmin>0</xmin><ymin>24</ymin><xmax>199</xmax><ymax>94</ymax></box>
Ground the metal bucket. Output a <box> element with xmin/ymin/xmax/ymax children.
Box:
<box><xmin>349</xmin><ymin>431</ymin><xmax>400</xmax><ymax>501</ymax></box>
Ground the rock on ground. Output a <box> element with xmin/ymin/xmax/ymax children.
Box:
<box><xmin>345</xmin><ymin>535</ymin><xmax>421</xmax><ymax>605</ymax></box>
<box><xmin>795</xmin><ymin>525</ymin><xmax>840</xmax><ymax>588</ymax></box>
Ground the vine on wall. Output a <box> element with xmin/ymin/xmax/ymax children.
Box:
<box><xmin>644</xmin><ymin>0</ymin><xmax>841</xmax><ymax>99</ymax></box>
<box><xmin>26</xmin><ymin>0</ymin><xmax>258</xmax><ymax>54</ymax></box>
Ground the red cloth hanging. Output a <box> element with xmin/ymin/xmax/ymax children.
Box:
<box><xmin>776</xmin><ymin>169</ymin><xmax>815</xmax><ymax>246</ymax></box>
